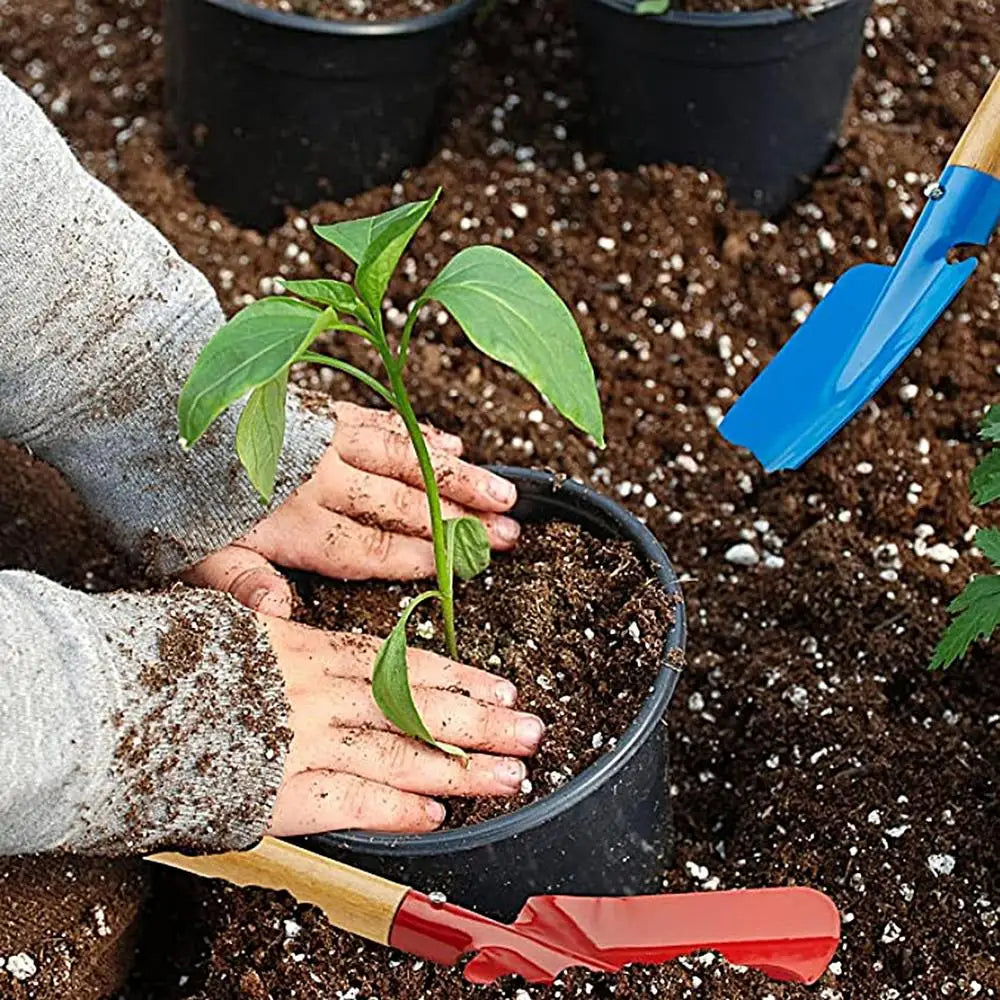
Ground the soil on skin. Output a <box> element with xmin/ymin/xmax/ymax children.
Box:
<box><xmin>295</xmin><ymin>520</ymin><xmax>677</xmax><ymax>826</ymax></box>
<box><xmin>253</xmin><ymin>0</ymin><xmax>453</xmax><ymax>23</ymax></box>
<box><xmin>1</xmin><ymin>0</ymin><xmax>999</xmax><ymax>996</ymax></box>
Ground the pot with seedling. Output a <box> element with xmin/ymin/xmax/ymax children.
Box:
<box><xmin>179</xmin><ymin>190</ymin><xmax>685</xmax><ymax>917</ymax></box>
<box><xmin>163</xmin><ymin>0</ymin><xmax>482</xmax><ymax>229</ymax></box>
<box><xmin>573</xmin><ymin>0</ymin><xmax>871</xmax><ymax>215</ymax></box>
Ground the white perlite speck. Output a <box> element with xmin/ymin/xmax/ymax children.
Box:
<box><xmin>924</xmin><ymin>542</ymin><xmax>959</xmax><ymax>565</ymax></box>
<box><xmin>928</xmin><ymin>853</ymin><xmax>956</xmax><ymax>876</ymax></box>
<box><xmin>725</xmin><ymin>543</ymin><xmax>759</xmax><ymax>566</ymax></box>
<box><xmin>881</xmin><ymin>921</ymin><xmax>902</xmax><ymax>944</ymax></box>
<box><xmin>6</xmin><ymin>953</ymin><xmax>37</xmax><ymax>981</ymax></box>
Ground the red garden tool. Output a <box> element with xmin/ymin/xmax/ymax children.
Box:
<box><xmin>153</xmin><ymin>837</ymin><xmax>840</xmax><ymax>986</ymax></box>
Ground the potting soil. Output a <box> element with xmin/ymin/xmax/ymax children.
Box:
<box><xmin>252</xmin><ymin>0</ymin><xmax>454</xmax><ymax>23</ymax></box>
<box><xmin>0</xmin><ymin>0</ymin><xmax>997</xmax><ymax>995</ymax></box>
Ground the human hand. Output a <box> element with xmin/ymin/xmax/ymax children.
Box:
<box><xmin>184</xmin><ymin>402</ymin><xmax>521</xmax><ymax>615</ymax></box>
<box><xmin>263</xmin><ymin>617</ymin><xmax>543</xmax><ymax>835</ymax></box>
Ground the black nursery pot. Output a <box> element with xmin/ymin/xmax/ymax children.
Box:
<box><xmin>162</xmin><ymin>0</ymin><xmax>481</xmax><ymax>230</ymax></box>
<box><xmin>573</xmin><ymin>0</ymin><xmax>872</xmax><ymax>215</ymax></box>
<box><xmin>304</xmin><ymin>467</ymin><xmax>686</xmax><ymax>921</ymax></box>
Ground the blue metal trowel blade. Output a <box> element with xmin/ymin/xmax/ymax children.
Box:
<box><xmin>720</xmin><ymin>165</ymin><xmax>1000</xmax><ymax>472</ymax></box>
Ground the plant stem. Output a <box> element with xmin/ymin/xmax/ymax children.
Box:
<box><xmin>384</xmin><ymin>360</ymin><xmax>457</xmax><ymax>658</ymax></box>
<box><xmin>299</xmin><ymin>352</ymin><xmax>396</xmax><ymax>407</ymax></box>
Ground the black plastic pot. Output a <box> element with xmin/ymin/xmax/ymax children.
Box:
<box><xmin>163</xmin><ymin>0</ymin><xmax>481</xmax><ymax>230</ymax></box>
<box><xmin>303</xmin><ymin>467</ymin><xmax>686</xmax><ymax>921</ymax></box>
<box><xmin>573</xmin><ymin>0</ymin><xmax>872</xmax><ymax>215</ymax></box>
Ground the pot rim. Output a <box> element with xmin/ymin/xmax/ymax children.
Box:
<box><xmin>192</xmin><ymin>0</ymin><xmax>482</xmax><ymax>36</ymax></box>
<box><xmin>305</xmin><ymin>466</ymin><xmax>685</xmax><ymax>858</ymax></box>
<box><xmin>584</xmin><ymin>0</ymin><xmax>865</xmax><ymax>28</ymax></box>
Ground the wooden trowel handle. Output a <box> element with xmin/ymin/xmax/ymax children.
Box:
<box><xmin>949</xmin><ymin>71</ymin><xmax>1000</xmax><ymax>179</ymax></box>
<box><xmin>149</xmin><ymin>836</ymin><xmax>410</xmax><ymax>945</ymax></box>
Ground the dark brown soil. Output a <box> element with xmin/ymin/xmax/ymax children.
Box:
<box><xmin>253</xmin><ymin>0</ymin><xmax>453</xmax><ymax>23</ymax></box>
<box><xmin>668</xmin><ymin>0</ymin><xmax>813</xmax><ymax>13</ymax></box>
<box><xmin>295</xmin><ymin>520</ymin><xmax>677</xmax><ymax>826</ymax></box>
<box><xmin>0</xmin><ymin>856</ymin><xmax>147</xmax><ymax>1000</ymax></box>
<box><xmin>1</xmin><ymin>0</ymin><xmax>999</xmax><ymax>996</ymax></box>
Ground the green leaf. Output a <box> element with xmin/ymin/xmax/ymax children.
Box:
<box><xmin>981</xmin><ymin>404</ymin><xmax>1000</xmax><ymax>442</ymax></box>
<box><xmin>281</xmin><ymin>278</ymin><xmax>359</xmax><ymax>312</ymax></box>
<box><xmin>975</xmin><ymin>527</ymin><xmax>1000</xmax><ymax>568</ymax></box>
<box><xmin>314</xmin><ymin>191</ymin><xmax>441</xmax><ymax>312</ymax></box>
<box><xmin>178</xmin><ymin>297</ymin><xmax>321</xmax><ymax>447</ymax></box>
<box><xmin>970</xmin><ymin>449</ymin><xmax>1000</xmax><ymax>505</ymax></box>
<box><xmin>372</xmin><ymin>591</ymin><xmax>466</xmax><ymax>758</ymax></box>
<box><xmin>355</xmin><ymin>193</ymin><xmax>440</xmax><ymax>312</ymax></box>
<box><xmin>635</xmin><ymin>0</ymin><xmax>669</xmax><ymax>12</ymax></box>
<box><xmin>446</xmin><ymin>517</ymin><xmax>491</xmax><ymax>582</ymax></box>
<box><xmin>236</xmin><ymin>371</ymin><xmax>288</xmax><ymax>504</ymax></box>
<box><xmin>930</xmin><ymin>573</ymin><xmax>1000</xmax><ymax>668</ymax></box>
<box><xmin>423</xmin><ymin>245</ymin><xmax>605</xmax><ymax>446</ymax></box>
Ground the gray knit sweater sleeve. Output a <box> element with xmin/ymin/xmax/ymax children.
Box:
<box><xmin>0</xmin><ymin>71</ymin><xmax>334</xmax><ymax>576</ymax></box>
<box><xmin>0</xmin><ymin>572</ymin><xmax>290</xmax><ymax>856</ymax></box>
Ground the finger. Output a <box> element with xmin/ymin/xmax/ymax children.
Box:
<box><xmin>322</xmin><ymin>464</ymin><xmax>520</xmax><ymax>549</ymax></box>
<box><xmin>333</xmin><ymin>401</ymin><xmax>463</xmax><ymax>455</ymax></box>
<box><xmin>269</xmin><ymin>770</ymin><xmax>445</xmax><ymax>836</ymax></box>
<box><xmin>335</xmin><ymin>423</ymin><xmax>517</xmax><ymax>513</ymax></box>
<box><xmin>294</xmin><ymin>728</ymin><xmax>526</xmax><ymax>797</ymax></box>
<box><xmin>182</xmin><ymin>545</ymin><xmax>293</xmax><ymax>618</ymax></box>
<box><xmin>264</xmin><ymin>622</ymin><xmax>518</xmax><ymax>707</ymax></box>
<box><xmin>247</xmin><ymin>503</ymin><xmax>437</xmax><ymax>581</ymax></box>
<box><xmin>310</xmin><ymin>677</ymin><xmax>544</xmax><ymax>757</ymax></box>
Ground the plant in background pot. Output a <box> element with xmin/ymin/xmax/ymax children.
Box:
<box><xmin>179</xmin><ymin>191</ymin><xmax>686</xmax><ymax>916</ymax></box>
<box><xmin>573</xmin><ymin>0</ymin><xmax>872</xmax><ymax>215</ymax></box>
<box><xmin>163</xmin><ymin>0</ymin><xmax>484</xmax><ymax>230</ymax></box>
<box><xmin>932</xmin><ymin>404</ymin><xmax>1000</xmax><ymax>668</ymax></box>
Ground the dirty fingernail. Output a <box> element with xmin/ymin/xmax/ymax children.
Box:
<box><xmin>495</xmin><ymin>680</ymin><xmax>518</xmax><ymax>707</ymax></box>
<box><xmin>425</xmin><ymin>800</ymin><xmax>446</xmax><ymax>825</ymax></box>
<box><xmin>486</xmin><ymin>476</ymin><xmax>517</xmax><ymax>505</ymax></box>
<box><xmin>494</xmin><ymin>759</ymin><xmax>527</xmax><ymax>789</ymax></box>
<box><xmin>249</xmin><ymin>587</ymin><xmax>276</xmax><ymax>610</ymax></box>
<box><xmin>496</xmin><ymin>517</ymin><xmax>521</xmax><ymax>543</ymax></box>
<box><xmin>516</xmin><ymin>715</ymin><xmax>545</xmax><ymax>751</ymax></box>
<box><xmin>443</xmin><ymin>432</ymin><xmax>463</xmax><ymax>450</ymax></box>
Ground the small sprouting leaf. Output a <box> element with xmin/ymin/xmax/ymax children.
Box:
<box><xmin>975</xmin><ymin>527</ymin><xmax>1000</xmax><ymax>568</ymax></box>
<box><xmin>970</xmin><ymin>449</ymin><xmax>1000</xmax><ymax>505</ymax></box>
<box><xmin>636</xmin><ymin>0</ymin><xmax>669</xmax><ymax>12</ymax></box>
<box><xmin>372</xmin><ymin>591</ymin><xmax>466</xmax><ymax>758</ymax></box>
<box><xmin>423</xmin><ymin>245</ymin><xmax>605</xmax><ymax>446</ymax></box>
<box><xmin>930</xmin><ymin>574</ymin><xmax>1000</xmax><ymax>668</ymax></box>
<box><xmin>236</xmin><ymin>371</ymin><xmax>288</xmax><ymax>503</ymax></box>
<box><xmin>446</xmin><ymin>517</ymin><xmax>491</xmax><ymax>581</ymax></box>
<box><xmin>281</xmin><ymin>278</ymin><xmax>359</xmax><ymax>312</ymax></box>
<box><xmin>315</xmin><ymin>191</ymin><xmax>441</xmax><ymax>312</ymax></box>
<box><xmin>981</xmin><ymin>404</ymin><xmax>1000</xmax><ymax>442</ymax></box>
<box><xmin>315</xmin><ymin>201</ymin><xmax>428</xmax><ymax>263</ymax></box>
<box><xmin>178</xmin><ymin>297</ymin><xmax>321</xmax><ymax>448</ymax></box>
<box><xmin>355</xmin><ymin>193</ymin><xmax>440</xmax><ymax>312</ymax></box>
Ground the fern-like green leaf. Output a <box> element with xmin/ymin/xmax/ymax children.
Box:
<box><xmin>931</xmin><ymin>574</ymin><xmax>1000</xmax><ymax>669</ymax></box>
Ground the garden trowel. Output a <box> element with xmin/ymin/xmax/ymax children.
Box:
<box><xmin>720</xmin><ymin>71</ymin><xmax>1000</xmax><ymax>471</ymax></box>
<box><xmin>152</xmin><ymin>837</ymin><xmax>840</xmax><ymax>985</ymax></box>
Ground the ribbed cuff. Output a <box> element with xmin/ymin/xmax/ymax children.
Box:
<box><xmin>33</xmin><ymin>299</ymin><xmax>336</xmax><ymax>577</ymax></box>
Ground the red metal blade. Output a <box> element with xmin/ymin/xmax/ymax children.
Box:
<box><xmin>389</xmin><ymin>886</ymin><xmax>839</xmax><ymax>986</ymax></box>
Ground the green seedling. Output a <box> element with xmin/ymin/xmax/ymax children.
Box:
<box><xmin>635</xmin><ymin>0</ymin><xmax>670</xmax><ymax>13</ymax></box>
<box><xmin>178</xmin><ymin>188</ymin><xmax>604</xmax><ymax>755</ymax></box>
<box><xmin>932</xmin><ymin>404</ymin><xmax>1000</xmax><ymax>669</ymax></box>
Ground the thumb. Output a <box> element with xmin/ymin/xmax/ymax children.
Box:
<box><xmin>183</xmin><ymin>545</ymin><xmax>294</xmax><ymax>618</ymax></box>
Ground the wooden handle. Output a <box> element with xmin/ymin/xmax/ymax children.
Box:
<box><xmin>149</xmin><ymin>837</ymin><xmax>410</xmax><ymax>945</ymax></box>
<box><xmin>949</xmin><ymin>71</ymin><xmax>1000</xmax><ymax>179</ymax></box>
